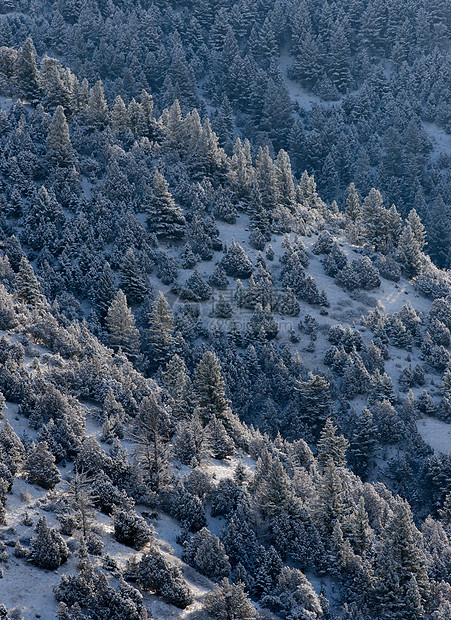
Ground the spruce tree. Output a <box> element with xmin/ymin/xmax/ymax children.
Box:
<box><xmin>206</xmin><ymin>416</ymin><xmax>235</xmax><ymax>459</ymax></box>
<box><xmin>46</xmin><ymin>106</ymin><xmax>76</xmax><ymax>167</ymax></box>
<box><xmin>362</xmin><ymin>188</ymin><xmax>390</xmax><ymax>251</ymax></box>
<box><xmin>314</xmin><ymin>458</ymin><xmax>345</xmax><ymax>536</ymax></box>
<box><xmin>30</xmin><ymin>516</ymin><xmax>69</xmax><ymax>570</ymax></box>
<box><xmin>163</xmin><ymin>354</ymin><xmax>191</xmax><ymax>419</ymax></box>
<box><xmin>119</xmin><ymin>248</ymin><xmax>149</xmax><ymax>304</ymax></box>
<box><xmin>398</xmin><ymin>224</ymin><xmax>423</xmax><ymax>277</ymax></box>
<box><xmin>204</xmin><ymin>578</ymin><xmax>256</xmax><ymax>620</ymax></box>
<box><xmin>316</xmin><ymin>418</ymin><xmax>349</xmax><ymax>472</ymax></box>
<box><xmin>25</xmin><ymin>441</ymin><xmax>61</xmax><ymax>489</ymax></box>
<box><xmin>113</xmin><ymin>500</ymin><xmax>154</xmax><ymax>549</ymax></box>
<box><xmin>95</xmin><ymin>261</ymin><xmax>116</xmax><ymax>316</ymax></box>
<box><xmin>173</xmin><ymin>414</ymin><xmax>206</xmax><ymax>465</ymax></box>
<box><xmin>17</xmin><ymin>38</ymin><xmax>40</xmax><ymax>100</ymax></box>
<box><xmin>348</xmin><ymin>407</ymin><xmax>378</xmax><ymax>480</ymax></box>
<box><xmin>274</xmin><ymin>149</ymin><xmax>296</xmax><ymax>211</ymax></box>
<box><xmin>105</xmin><ymin>290</ymin><xmax>140</xmax><ymax>359</ymax></box>
<box><xmin>133</xmin><ymin>393</ymin><xmax>170</xmax><ymax>493</ymax></box>
<box><xmin>295</xmin><ymin>372</ymin><xmax>332</xmax><ymax>439</ymax></box>
<box><xmin>183</xmin><ymin>527</ymin><xmax>231</xmax><ymax>580</ymax></box>
<box><xmin>86</xmin><ymin>80</ymin><xmax>108</xmax><ymax>128</ymax></box>
<box><xmin>146</xmin><ymin>169</ymin><xmax>186</xmax><ymax>239</ymax></box>
<box><xmin>345</xmin><ymin>182</ymin><xmax>361</xmax><ymax>222</ymax></box>
<box><xmin>346</xmin><ymin>496</ymin><xmax>374</xmax><ymax>556</ymax></box>
<box><xmin>25</xmin><ymin>186</ymin><xmax>65</xmax><ymax>251</ymax></box>
<box><xmin>109</xmin><ymin>95</ymin><xmax>128</xmax><ymax>132</ymax></box>
<box><xmin>256</xmin><ymin>146</ymin><xmax>278</xmax><ymax>214</ymax></box>
<box><xmin>138</xmin><ymin>549</ymin><xmax>193</xmax><ymax>608</ymax></box>
<box><xmin>256</xmin><ymin>457</ymin><xmax>299</xmax><ymax>519</ymax></box>
<box><xmin>373</xmin><ymin>501</ymin><xmax>430</xmax><ymax>618</ymax></box>
<box><xmin>194</xmin><ymin>351</ymin><xmax>231</xmax><ymax>425</ymax></box>
<box><xmin>15</xmin><ymin>257</ymin><xmax>44</xmax><ymax>308</ymax></box>
<box><xmin>329</xmin><ymin>23</ymin><xmax>351</xmax><ymax>92</ymax></box>
<box><xmin>220</xmin><ymin>239</ymin><xmax>253</xmax><ymax>278</ymax></box>
<box><xmin>147</xmin><ymin>291</ymin><xmax>174</xmax><ymax>370</ymax></box>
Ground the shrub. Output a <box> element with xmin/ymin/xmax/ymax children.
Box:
<box><xmin>29</xmin><ymin>516</ymin><xmax>69</xmax><ymax>570</ymax></box>
<box><xmin>138</xmin><ymin>549</ymin><xmax>193</xmax><ymax>608</ymax></box>
<box><xmin>183</xmin><ymin>528</ymin><xmax>231</xmax><ymax>580</ymax></box>
<box><xmin>113</xmin><ymin>502</ymin><xmax>154</xmax><ymax>549</ymax></box>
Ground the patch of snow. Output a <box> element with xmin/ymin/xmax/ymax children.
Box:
<box><xmin>423</xmin><ymin>122</ymin><xmax>451</xmax><ymax>160</ymax></box>
<box><xmin>416</xmin><ymin>417</ymin><xmax>451</xmax><ymax>454</ymax></box>
<box><xmin>279</xmin><ymin>53</ymin><xmax>342</xmax><ymax>111</ymax></box>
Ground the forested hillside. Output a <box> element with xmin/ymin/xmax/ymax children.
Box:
<box><xmin>0</xmin><ymin>0</ymin><xmax>449</xmax><ymax>263</ymax></box>
<box><xmin>0</xmin><ymin>1</ymin><xmax>449</xmax><ymax>619</ymax></box>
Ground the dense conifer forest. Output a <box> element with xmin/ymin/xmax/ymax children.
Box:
<box><xmin>0</xmin><ymin>0</ymin><xmax>449</xmax><ymax>618</ymax></box>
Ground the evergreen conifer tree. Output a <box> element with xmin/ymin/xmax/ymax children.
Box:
<box><xmin>16</xmin><ymin>257</ymin><xmax>44</xmax><ymax>308</ymax></box>
<box><xmin>398</xmin><ymin>224</ymin><xmax>423</xmax><ymax>277</ymax></box>
<box><xmin>317</xmin><ymin>418</ymin><xmax>349</xmax><ymax>472</ymax></box>
<box><xmin>105</xmin><ymin>290</ymin><xmax>140</xmax><ymax>359</ymax></box>
<box><xmin>133</xmin><ymin>393</ymin><xmax>170</xmax><ymax>493</ymax></box>
<box><xmin>206</xmin><ymin>416</ymin><xmax>235</xmax><ymax>459</ymax></box>
<box><xmin>146</xmin><ymin>169</ymin><xmax>186</xmax><ymax>239</ymax></box>
<box><xmin>95</xmin><ymin>261</ymin><xmax>116</xmax><ymax>316</ymax></box>
<box><xmin>147</xmin><ymin>291</ymin><xmax>174</xmax><ymax>369</ymax></box>
<box><xmin>30</xmin><ymin>516</ymin><xmax>69</xmax><ymax>570</ymax></box>
<box><xmin>348</xmin><ymin>407</ymin><xmax>378</xmax><ymax>480</ymax></box>
<box><xmin>119</xmin><ymin>248</ymin><xmax>149</xmax><ymax>304</ymax></box>
<box><xmin>163</xmin><ymin>354</ymin><xmax>192</xmax><ymax>419</ymax></box>
<box><xmin>25</xmin><ymin>441</ymin><xmax>61</xmax><ymax>489</ymax></box>
<box><xmin>46</xmin><ymin>106</ymin><xmax>76</xmax><ymax>167</ymax></box>
<box><xmin>194</xmin><ymin>351</ymin><xmax>231</xmax><ymax>425</ymax></box>
<box><xmin>373</xmin><ymin>501</ymin><xmax>430</xmax><ymax>618</ymax></box>
<box><xmin>295</xmin><ymin>373</ymin><xmax>332</xmax><ymax>439</ymax></box>
<box><xmin>183</xmin><ymin>527</ymin><xmax>231</xmax><ymax>580</ymax></box>
<box><xmin>314</xmin><ymin>458</ymin><xmax>345</xmax><ymax>536</ymax></box>
<box><xmin>17</xmin><ymin>38</ymin><xmax>40</xmax><ymax>100</ymax></box>
<box><xmin>204</xmin><ymin>578</ymin><xmax>256</xmax><ymax>619</ymax></box>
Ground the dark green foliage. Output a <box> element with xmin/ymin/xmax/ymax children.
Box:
<box><xmin>183</xmin><ymin>527</ymin><xmax>231</xmax><ymax>580</ymax></box>
<box><xmin>317</xmin><ymin>419</ymin><xmax>349</xmax><ymax>471</ymax></box>
<box><xmin>138</xmin><ymin>549</ymin><xmax>193</xmax><ymax>608</ymax></box>
<box><xmin>119</xmin><ymin>248</ymin><xmax>149</xmax><ymax>304</ymax></box>
<box><xmin>373</xmin><ymin>501</ymin><xmax>430</xmax><ymax>618</ymax></box>
<box><xmin>105</xmin><ymin>290</ymin><xmax>141</xmax><ymax>359</ymax></box>
<box><xmin>0</xmin><ymin>14</ymin><xmax>448</xmax><ymax>618</ymax></box>
<box><xmin>16</xmin><ymin>257</ymin><xmax>43</xmax><ymax>307</ymax></box>
<box><xmin>194</xmin><ymin>351</ymin><xmax>231</xmax><ymax>424</ymax></box>
<box><xmin>55</xmin><ymin>545</ymin><xmax>147</xmax><ymax>619</ymax></box>
<box><xmin>220</xmin><ymin>240</ymin><xmax>253</xmax><ymax>278</ymax></box>
<box><xmin>294</xmin><ymin>373</ymin><xmax>332</xmax><ymax>439</ymax></box>
<box><xmin>204</xmin><ymin>578</ymin><xmax>256</xmax><ymax>619</ymax></box>
<box><xmin>30</xmin><ymin>516</ymin><xmax>69</xmax><ymax>570</ymax></box>
<box><xmin>113</xmin><ymin>502</ymin><xmax>154</xmax><ymax>549</ymax></box>
<box><xmin>348</xmin><ymin>408</ymin><xmax>378</xmax><ymax>479</ymax></box>
<box><xmin>146</xmin><ymin>170</ymin><xmax>186</xmax><ymax>239</ymax></box>
<box><xmin>25</xmin><ymin>441</ymin><xmax>61</xmax><ymax>489</ymax></box>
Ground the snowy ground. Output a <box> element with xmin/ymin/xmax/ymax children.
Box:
<box><xmin>416</xmin><ymin>417</ymin><xmax>451</xmax><ymax>454</ymax></box>
<box><xmin>278</xmin><ymin>53</ymin><xmax>342</xmax><ymax>111</ymax></box>
<box><xmin>423</xmin><ymin>122</ymin><xmax>451</xmax><ymax>160</ymax></box>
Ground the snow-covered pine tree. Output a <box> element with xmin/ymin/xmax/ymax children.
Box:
<box><xmin>119</xmin><ymin>247</ymin><xmax>149</xmax><ymax>304</ymax></box>
<box><xmin>46</xmin><ymin>105</ymin><xmax>76</xmax><ymax>167</ymax></box>
<box><xmin>25</xmin><ymin>441</ymin><xmax>61</xmax><ymax>489</ymax></box>
<box><xmin>15</xmin><ymin>257</ymin><xmax>44</xmax><ymax>307</ymax></box>
<box><xmin>398</xmin><ymin>223</ymin><xmax>423</xmax><ymax>277</ymax></box>
<box><xmin>146</xmin><ymin>169</ymin><xmax>186</xmax><ymax>239</ymax></box>
<box><xmin>105</xmin><ymin>289</ymin><xmax>141</xmax><ymax>359</ymax></box>
<box><xmin>30</xmin><ymin>516</ymin><xmax>69</xmax><ymax>569</ymax></box>
<box><xmin>204</xmin><ymin>577</ymin><xmax>256</xmax><ymax>619</ymax></box>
